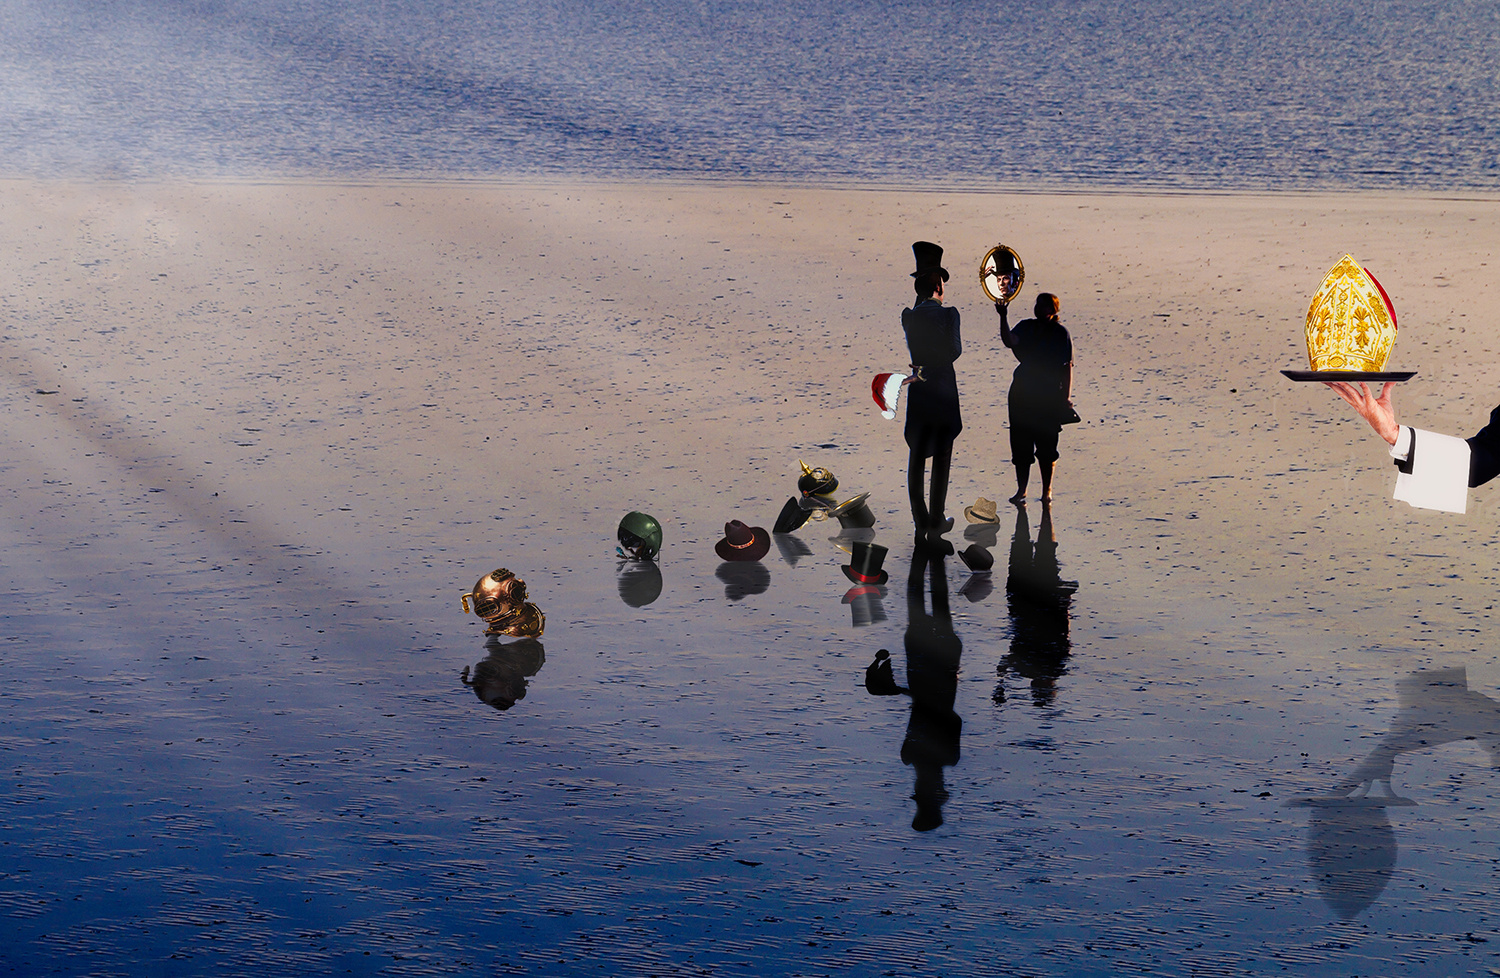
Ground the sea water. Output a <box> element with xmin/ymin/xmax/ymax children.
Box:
<box><xmin>1</xmin><ymin>0</ymin><xmax>1499</xmax><ymax>190</ymax></box>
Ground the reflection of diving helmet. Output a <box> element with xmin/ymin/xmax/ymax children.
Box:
<box><xmin>617</xmin><ymin>511</ymin><xmax>663</xmax><ymax>560</ymax></box>
<box><xmin>798</xmin><ymin>460</ymin><xmax>839</xmax><ymax>498</ymax></box>
<box><xmin>461</xmin><ymin>637</ymin><xmax>547</xmax><ymax>711</ymax></box>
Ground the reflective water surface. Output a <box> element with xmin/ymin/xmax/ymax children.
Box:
<box><xmin>4</xmin><ymin>181</ymin><xmax>1500</xmax><ymax>975</ymax></box>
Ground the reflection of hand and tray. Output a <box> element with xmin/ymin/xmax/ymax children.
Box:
<box><xmin>1285</xmin><ymin>666</ymin><xmax>1500</xmax><ymax>919</ymax></box>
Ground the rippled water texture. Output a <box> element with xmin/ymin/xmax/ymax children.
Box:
<box><xmin>2</xmin><ymin>0</ymin><xmax>1499</xmax><ymax>190</ymax></box>
<box><xmin>5</xmin><ymin>182</ymin><xmax>1500</xmax><ymax>973</ymax></box>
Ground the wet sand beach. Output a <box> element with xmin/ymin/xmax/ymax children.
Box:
<box><xmin>6</xmin><ymin>179</ymin><xmax>1500</xmax><ymax>973</ymax></box>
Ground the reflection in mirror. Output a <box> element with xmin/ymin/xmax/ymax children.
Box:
<box><xmin>979</xmin><ymin>244</ymin><xmax>1024</xmax><ymax>305</ymax></box>
<box><xmin>1287</xmin><ymin>667</ymin><xmax>1500</xmax><ymax>918</ymax></box>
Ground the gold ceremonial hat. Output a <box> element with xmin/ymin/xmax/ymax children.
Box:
<box><xmin>1304</xmin><ymin>255</ymin><xmax>1398</xmax><ymax>372</ymax></box>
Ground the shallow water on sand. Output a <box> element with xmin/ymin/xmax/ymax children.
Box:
<box><xmin>6</xmin><ymin>182</ymin><xmax>1500</xmax><ymax>974</ymax></box>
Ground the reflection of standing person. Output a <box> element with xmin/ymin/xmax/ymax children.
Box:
<box><xmin>901</xmin><ymin>545</ymin><xmax>963</xmax><ymax>831</ymax></box>
<box><xmin>997</xmin><ymin>503</ymin><xmax>1074</xmax><ymax>708</ymax></box>
<box><xmin>903</xmin><ymin>241</ymin><xmax>963</xmax><ymax>540</ymax></box>
<box><xmin>996</xmin><ymin>293</ymin><xmax>1073</xmax><ymax>503</ymax></box>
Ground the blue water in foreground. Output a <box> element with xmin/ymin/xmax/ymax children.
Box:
<box><xmin>2</xmin><ymin>0</ymin><xmax>1499</xmax><ymax>190</ymax></box>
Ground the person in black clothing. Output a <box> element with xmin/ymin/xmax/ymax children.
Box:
<box><xmin>903</xmin><ymin>241</ymin><xmax>963</xmax><ymax>540</ymax></box>
<box><xmin>996</xmin><ymin>293</ymin><xmax>1074</xmax><ymax>503</ymax></box>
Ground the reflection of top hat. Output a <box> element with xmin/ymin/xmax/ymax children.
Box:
<box><xmin>964</xmin><ymin>498</ymin><xmax>999</xmax><ymax>524</ymax></box>
<box><xmin>911</xmin><ymin>241</ymin><xmax>950</xmax><ymax>282</ymax></box>
<box><xmin>841</xmin><ymin>584</ymin><xmax>888</xmax><ymax>627</ymax></box>
<box><xmin>842</xmin><ymin>540</ymin><xmax>889</xmax><ymax>585</ymax></box>
<box><xmin>797</xmin><ymin>460</ymin><xmax>839</xmax><ymax>498</ymax></box>
<box><xmin>618</xmin><ymin>511</ymin><xmax>663</xmax><ymax>560</ymax></box>
<box><xmin>715</xmin><ymin>520</ymin><xmax>770</xmax><ymax>561</ymax></box>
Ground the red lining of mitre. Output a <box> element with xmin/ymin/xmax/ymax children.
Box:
<box><xmin>1363</xmin><ymin>266</ymin><xmax>1398</xmax><ymax>330</ymax></box>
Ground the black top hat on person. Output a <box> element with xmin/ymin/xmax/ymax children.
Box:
<box><xmin>911</xmin><ymin>241</ymin><xmax>950</xmax><ymax>282</ymax></box>
<box><xmin>841</xmin><ymin>540</ymin><xmax>889</xmax><ymax>586</ymax></box>
<box><xmin>715</xmin><ymin>519</ymin><xmax>771</xmax><ymax>562</ymax></box>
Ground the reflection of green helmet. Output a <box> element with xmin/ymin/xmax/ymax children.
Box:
<box><xmin>617</xmin><ymin>511</ymin><xmax>663</xmax><ymax>560</ymax></box>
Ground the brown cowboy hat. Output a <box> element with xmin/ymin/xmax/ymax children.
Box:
<box><xmin>715</xmin><ymin>519</ymin><xmax>771</xmax><ymax>562</ymax></box>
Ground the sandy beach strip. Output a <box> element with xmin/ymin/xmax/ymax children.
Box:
<box><xmin>3</xmin><ymin>178</ymin><xmax>1500</xmax><ymax>659</ymax></box>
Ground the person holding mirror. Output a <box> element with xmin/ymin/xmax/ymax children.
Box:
<box><xmin>903</xmin><ymin>241</ymin><xmax>964</xmax><ymax>541</ymax></box>
<box><xmin>996</xmin><ymin>293</ymin><xmax>1074</xmax><ymax>503</ymax></box>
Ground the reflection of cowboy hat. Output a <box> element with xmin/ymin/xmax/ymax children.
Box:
<box><xmin>715</xmin><ymin>520</ymin><xmax>771</xmax><ymax>561</ymax></box>
<box><xmin>911</xmin><ymin>241</ymin><xmax>950</xmax><ymax>281</ymax></box>
<box><xmin>841</xmin><ymin>540</ymin><xmax>889</xmax><ymax>586</ymax></box>
<box><xmin>964</xmin><ymin>497</ymin><xmax>999</xmax><ymax>524</ymax></box>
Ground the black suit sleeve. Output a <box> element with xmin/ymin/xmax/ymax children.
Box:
<box><xmin>1468</xmin><ymin>404</ymin><xmax>1500</xmax><ymax>487</ymax></box>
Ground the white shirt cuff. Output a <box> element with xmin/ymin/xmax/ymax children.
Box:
<box><xmin>1390</xmin><ymin>425</ymin><xmax>1413</xmax><ymax>461</ymax></box>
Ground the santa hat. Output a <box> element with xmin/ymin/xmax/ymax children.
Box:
<box><xmin>872</xmin><ymin>372</ymin><xmax>908</xmax><ymax>420</ymax></box>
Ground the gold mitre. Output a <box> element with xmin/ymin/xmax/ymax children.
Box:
<box><xmin>1304</xmin><ymin>255</ymin><xmax>1398</xmax><ymax>372</ymax></box>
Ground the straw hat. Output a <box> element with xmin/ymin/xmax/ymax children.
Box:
<box><xmin>964</xmin><ymin>497</ymin><xmax>999</xmax><ymax>524</ymax></box>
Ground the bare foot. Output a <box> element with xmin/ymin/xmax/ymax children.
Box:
<box><xmin>1008</xmin><ymin>491</ymin><xmax>1026</xmax><ymax>504</ymax></box>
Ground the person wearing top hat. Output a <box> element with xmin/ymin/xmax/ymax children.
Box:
<box><xmin>996</xmin><ymin>292</ymin><xmax>1074</xmax><ymax>504</ymax></box>
<box><xmin>903</xmin><ymin>241</ymin><xmax>963</xmax><ymax>541</ymax></box>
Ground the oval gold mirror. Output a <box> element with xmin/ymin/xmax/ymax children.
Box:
<box><xmin>979</xmin><ymin>244</ymin><xmax>1024</xmax><ymax>304</ymax></box>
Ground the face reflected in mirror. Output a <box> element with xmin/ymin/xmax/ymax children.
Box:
<box><xmin>979</xmin><ymin>245</ymin><xmax>1024</xmax><ymax>304</ymax></box>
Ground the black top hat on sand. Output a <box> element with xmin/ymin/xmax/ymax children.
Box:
<box><xmin>911</xmin><ymin>241</ymin><xmax>950</xmax><ymax>282</ymax></box>
<box><xmin>831</xmin><ymin>492</ymin><xmax>876</xmax><ymax>529</ymax></box>
<box><xmin>842</xmin><ymin>540</ymin><xmax>889</xmax><ymax>586</ymax></box>
<box><xmin>716</xmin><ymin>520</ymin><xmax>771</xmax><ymax>562</ymax></box>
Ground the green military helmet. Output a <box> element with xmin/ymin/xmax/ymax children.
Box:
<box><xmin>617</xmin><ymin>511</ymin><xmax>663</xmax><ymax>560</ymax></box>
